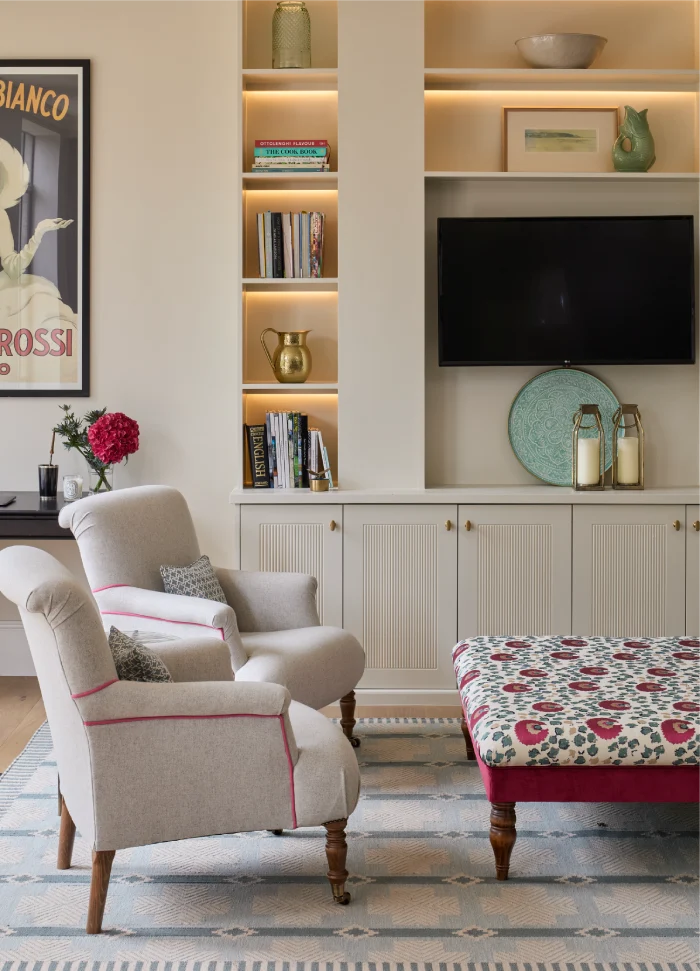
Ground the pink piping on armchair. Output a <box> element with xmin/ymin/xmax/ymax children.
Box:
<box><xmin>71</xmin><ymin>678</ymin><xmax>119</xmax><ymax>699</ymax></box>
<box><xmin>92</xmin><ymin>584</ymin><xmax>128</xmax><ymax>594</ymax></box>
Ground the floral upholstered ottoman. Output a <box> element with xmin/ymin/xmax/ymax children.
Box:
<box><xmin>452</xmin><ymin>635</ymin><xmax>700</xmax><ymax>880</ymax></box>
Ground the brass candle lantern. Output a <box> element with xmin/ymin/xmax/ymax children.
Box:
<box><xmin>572</xmin><ymin>404</ymin><xmax>605</xmax><ymax>491</ymax></box>
<box><xmin>612</xmin><ymin>404</ymin><xmax>644</xmax><ymax>490</ymax></box>
<box><xmin>308</xmin><ymin>466</ymin><xmax>331</xmax><ymax>492</ymax></box>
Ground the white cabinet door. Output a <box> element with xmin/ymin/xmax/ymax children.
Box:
<box><xmin>343</xmin><ymin>505</ymin><xmax>458</xmax><ymax>690</ymax></box>
<box><xmin>572</xmin><ymin>505</ymin><xmax>686</xmax><ymax>637</ymax></box>
<box><xmin>687</xmin><ymin>506</ymin><xmax>699</xmax><ymax>634</ymax></box>
<box><xmin>457</xmin><ymin>504</ymin><xmax>572</xmax><ymax>639</ymax></box>
<box><xmin>240</xmin><ymin>505</ymin><xmax>343</xmax><ymax>628</ymax></box>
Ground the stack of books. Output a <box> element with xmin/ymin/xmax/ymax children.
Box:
<box><xmin>252</xmin><ymin>139</ymin><xmax>331</xmax><ymax>173</ymax></box>
<box><xmin>257</xmin><ymin>211</ymin><xmax>324</xmax><ymax>278</ymax></box>
<box><xmin>246</xmin><ymin>414</ymin><xmax>332</xmax><ymax>489</ymax></box>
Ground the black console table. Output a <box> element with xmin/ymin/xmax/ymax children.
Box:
<box><xmin>0</xmin><ymin>493</ymin><xmax>72</xmax><ymax>540</ymax></box>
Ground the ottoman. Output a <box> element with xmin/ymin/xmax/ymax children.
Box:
<box><xmin>453</xmin><ymin>635</ymin><xmax>700</xmax><ymax>879</ymax></box>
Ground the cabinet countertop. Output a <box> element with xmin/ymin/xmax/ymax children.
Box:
<box><xmin>230</xmin><ymin>485</ymin><xmax>700</xmax><ymax>505</ymax></box>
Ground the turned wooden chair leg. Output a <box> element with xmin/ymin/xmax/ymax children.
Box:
<box><xmin>490</xmin><ymin>801</ymin><xmax>517</xmax><ymax>880</ymax></box>
<box><xmin>323</xmin><ymin>818</ymin><xmax>351</xmax><ymax>904</ymax></box>
<box><xmin>57</xmin><ymin>775</ymin><xmax>62</xmax><ymax>816</ymax></box>
<box><xmin>57</xmin><ymin>798</ymin><xmax>76</xmax><ymax>870</ymax></box>
<box><xmin>86</xmin><ymin>848</ymin><xmax>116</xmax><ymax>934</ymax></box>
<box><xmin>339</xmin><ymin>690</ymin><xmax>360</xmax><ymax>748</ymax></box>
<box><xmin>460</xmin><ymin>716</ymin><xmax>475</xmax><ymax>760</ymax></box>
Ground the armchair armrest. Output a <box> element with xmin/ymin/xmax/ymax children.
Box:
<box><xmin>75</xmin><ymin>680</ymin><xmax>301</xmax><ymax>849</ymax></box>
<box><xmin>77</xmin><ymin>678</ymin><xmax>292</xmax><ymax>727</ymax></box>
<box><xmin>95</xmin><ymin>585</ymin><xmax>247</xmax><ymax>668</ymax></box>
<box><xmin>215</xmin><ymin>569</ymin><xmax>320</xmax><ymax>633</ymax></box>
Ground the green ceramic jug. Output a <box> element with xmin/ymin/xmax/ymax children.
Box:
<box><xmin>612</xmin><ymin>106</ymin><xmax>656</xmax><ymax>172</ymax></box>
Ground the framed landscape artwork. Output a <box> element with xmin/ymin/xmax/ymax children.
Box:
<box><xmin>503</xmin><ymin>106</ymin><xmax>619</xmax><ymax>174</ymax></box>
<box><xmin>0</xmin><ymin>60</ymin><xmax>90</xmax><ymax>397</ymax></box>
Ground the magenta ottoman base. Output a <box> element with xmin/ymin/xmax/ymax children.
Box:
<box><xmin>462</xmin><ymin>722</ymin><xmax>699</xmax><ymax>881</ymax></box>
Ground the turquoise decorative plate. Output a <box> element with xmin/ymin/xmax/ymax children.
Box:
<box><xmin>508</xmin><ymin>368</ymin><xmax>620</xmax><ymax>486</ymax></box>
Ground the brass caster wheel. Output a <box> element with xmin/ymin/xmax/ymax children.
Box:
<box><xmin>334</xmin><ymin>890</ymin><xmax>351</xmax><ymax>905</ymax></box>
<box><xmin>350</xmin><ymin>737</ymin><xmax>361</xmax><ymax>748</ymax></box>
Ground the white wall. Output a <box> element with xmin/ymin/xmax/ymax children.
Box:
<box><xmin>0</xmin><ymin>1</ymin><xmax>239</xmax><ymax>671</ymax></box>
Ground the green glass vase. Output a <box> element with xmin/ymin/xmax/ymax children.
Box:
<box><xmin>272</xmin><ymin>1</ymin><xmax>311</xmax><ymax>69</ymax></box>
<box><xmin>612</xmin><ymin>106</ymin><xmax>656</xmax><ymax>172</ymax></box>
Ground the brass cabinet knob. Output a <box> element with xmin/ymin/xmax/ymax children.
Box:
<box><xmin>464</xmin><ymin>520</ymin><xmax>472</xmax><ymax>531</ymax></box>
<box><xmin>445</xmin><ymin>520</ymin><xmax>452</xmax><ymax>531</ymax></box>
<box><xmin>672</xmin><ymin>520</ymin><xmax>681</xmax><ymax>531</ymax></box>
<box><xmin>694</xmin><ymin>521</ymin><xmax>700</xmax><ymax>532</ymax></box>
<box><xmin>329</xmin><ymin>520</ymin><xmax>336</xmax><ymax>531</ymax></box>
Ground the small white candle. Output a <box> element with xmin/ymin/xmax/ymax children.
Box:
<box><xmin>577</xmin><ymin>438</ymin><xmax>600</xmax><ymax>486</ymax></box>
<box><xmin>617</xmin><ymin>437</ymin><xmax>639</xmax><ymax>485</ymax></box>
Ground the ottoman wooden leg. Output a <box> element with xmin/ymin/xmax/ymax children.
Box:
<box><xmin>490</xmin><ymin>801</ymin><xmax>517</xmax><ymax>880</ymax></box>
<box><xmin>460</xmin><ymin>716</ymin><xmax>475</xmax><ymax>760</ymax></box>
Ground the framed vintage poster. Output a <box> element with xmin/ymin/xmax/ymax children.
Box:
<box><xmin>0</xmin><ymin>60</ymin><xmax>89</xmax><ymax>396</ymax></box>
<box><xmin>503</xmin><ymin>106</ymin><xmax>619</xmax><ymax>174</ymax></box>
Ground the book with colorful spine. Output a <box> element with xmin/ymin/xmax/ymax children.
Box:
<box><xmin>252</xmin><ymin>139</ymin><xmax>331</xmax><ymax>172</ymax></box>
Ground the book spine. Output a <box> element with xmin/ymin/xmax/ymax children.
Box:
<box><xmin>252</xmin><ymin>165</ymin><xmax>331</xmax><ymax>172</ymax></box>
<box><xmin>310</xmin><ymin>212</ymin><xmax>323</xmax><ymax>278</ymax></box>
<box><xmin>264</xmin><ymin>212</ymin><xmax>273</xmax><ymax>279</ymax></box>
<box><xmin>265</xmin><ymin>413</ymin><xmax>274</xmax><ymax>487</ymax></box>
<box><xmin>270</xmin><ymin>413</ymin><xmax>278</xmax><ymax>488</ymax></box>
<box><xmin>292</xmin><ymin>413</ymin><xmax>300</xmax><ymax>487</ymax></box>
<box><xmin>322</xmin><ymin>445</ymin><xmax>333</xmax><ymax>489</ymax></box>
<box><xmin>288</xmin><ymin>414</ymin><xmax>295</xmax><ymax>489</ymax></box>
<box><xmin>293</xmin><ymin>213</ymin><xmax>301</xmax><ymax>279</ymax></box>
<box><xmin>271</xmin><ymin>213</ymin><xmax>284</xmax><ymax>278</ymax></box>
<box><xmin>255</xmin><ymin>139</ymin><xmax>329</xmax><ymax>147</ymax></box>
<box><xmin>282</xmin><ymin>213</ymin><xmax>293</xmax><ymax>278</ymax></box>
<box><xmin>246</xmin><ymin>424</ymin><xmax>270</xmax><ymax>488</ymax></box>
<box><xmin>301</xmin><ymin>212</ymin><xmax>310</xmax><ymax>278</ymax></box>
<box><xmin>301</xmin><ymin>413</ymin><xmax>309</xmax><ymax>487</ymax></box>
<box><xmin>254</xmin><ymin>146</ymin><xmax>329</xmax><ymax>157</ymax></box>
<box><xmin>257</xmin><ymin>213</ymin><xmax>266</xmax><ymax>277</ymax></box>
<box><xmin>309</xmin><ymin>429</ymin><xmax>318</xmax><ymax>474</ymax></box>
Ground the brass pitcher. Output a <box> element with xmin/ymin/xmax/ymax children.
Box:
<box><xmin>260</xmin><ymin>329</ymin><xmax>312</xmax><ymax>383</ymax></box>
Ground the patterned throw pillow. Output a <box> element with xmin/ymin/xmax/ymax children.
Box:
<box><xmin>159</xmin><ymin>554</ymin><xmax>228</xmax><ymax>604</ymax></box>
<box><xmin>108</xmin><ymin>627</ymin><xmax>173</xmax><ymax>683</ymax></box>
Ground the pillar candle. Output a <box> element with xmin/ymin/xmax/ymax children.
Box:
<box><xmin>617</xmin><ymin>437</ymin><xmax>639</xmax><ymax>484</ymax></box>
<box><xmin>577</xmin><ymin>438</ymin><xmax>600</xmax><ymax>486</ymax></box>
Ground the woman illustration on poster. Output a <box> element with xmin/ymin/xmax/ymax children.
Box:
<box><xmin>0</xmin><ymin>137</ymin><xmax>77</xmax><ymax>384</ymax></box>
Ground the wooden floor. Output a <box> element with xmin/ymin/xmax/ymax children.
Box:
<box><xmin>0</xmin><ymin>677</ymin><xmax>47</xmax><ymax>773</ymax></box>
<box><xmin>0</xmin><ymin>676</ymin><xmax>460</xmax><ymax>773</ymax></box>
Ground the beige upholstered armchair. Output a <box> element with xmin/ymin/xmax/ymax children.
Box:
<box><xmin>0</xmin><ymin>546</ymin><xmax>361</xmax><ymax>934</ymax></box>
<box><xmin>58</xmin><ymin>486</ymin><xmax>365</xmax><ymax>744</ymax></box>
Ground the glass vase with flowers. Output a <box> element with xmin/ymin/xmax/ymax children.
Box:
<box><xmin>53</xmin><ymin>405</ymin><xmax>140</xmax><ymax>493</ymax></box>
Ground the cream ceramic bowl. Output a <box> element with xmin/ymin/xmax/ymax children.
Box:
<box><xmin>515</xmin><ymin>33</ymin><xmax>607</xmax><ymax>69</ymax></box>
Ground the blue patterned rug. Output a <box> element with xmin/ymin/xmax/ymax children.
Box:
<box><xmin>0</xmin><ymin>718</ymin><xmax>697</xmax><ymax>970</ymax></box>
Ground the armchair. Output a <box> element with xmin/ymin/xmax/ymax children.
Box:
<box><xmin>0</xmin><ymin>546</ymin><xmax>361</xmax><ymax>933</ymax></box>
<box><xmin>59</xmin><ymin>487</ymin><xmax>365</xmax><ymax>742</ymax></box>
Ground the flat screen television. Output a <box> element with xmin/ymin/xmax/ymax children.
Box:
<box><xmin>438</xmin><ymin>215</ymin><xmax>696</xmax><ymax>366</ymax></box>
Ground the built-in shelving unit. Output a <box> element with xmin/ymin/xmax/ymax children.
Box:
<box><xmin>423</xmin><ymin>0</ymin><xmax>700</xmax><ymax>491</ymax></box>
<box><xmin>238</xmin><ymin>1</ymin><xmax>339</xmax><ymax>489</ymax></box>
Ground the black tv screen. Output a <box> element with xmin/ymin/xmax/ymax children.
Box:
<box><xmin>438</xmin><ymin>215</ymin><xmax>696</xmax><ymax>366</ymax></box>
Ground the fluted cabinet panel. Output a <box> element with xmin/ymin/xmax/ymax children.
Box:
<box><xmin>591</xmin><ymin>524</ymin><xmax>666</xmax><ymax>637</ymax></box>
<box><xmin>260</xmin><ymin>523</ymin><xmax>325</xmax><ymax>621</ymax></box>
<box><xmin>687</xmin><ymin>506</ymin><xmax>699</xmax><ymax>634</ymax></box>
<box><xmin>477</xmin><ymin>524</ymin><xmax>552</xmax><ymax>635</ymax></box>
<box><xmin>363</xmin><ymin>524</ymin><xmax>438</xmax><ymax>669</ymax></box>
<box><xmin>343</xmin><ymin>505</ymin><xmax>458</xmax><ymax>691</ymax></box>
<box><xmin>572</xmin><ymin>506</ymin><xmax>686</xmax><ymax>638</ymax></box>
<box><xmin>240</xmin><ymin>505</ymin><xmax>343</xmax><ymax>628</ymax></box>
<box><xmin>458</xmin><ymin>505</ymin><xmax>572</xmax><ymax>639</ymax></box>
